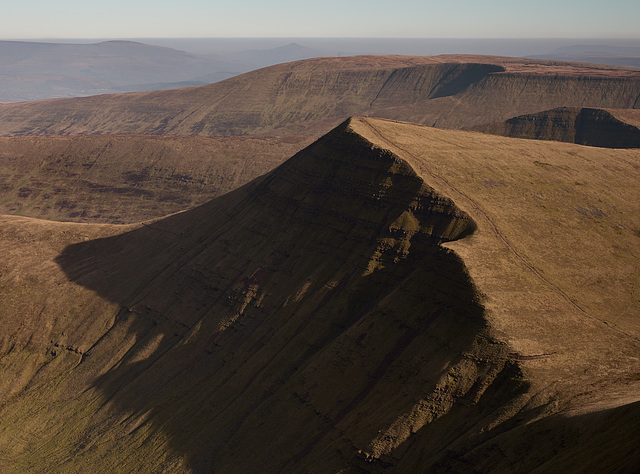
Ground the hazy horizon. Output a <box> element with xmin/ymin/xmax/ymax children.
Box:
<box><xmin>5</xmin><ymin>1</ymin><xmax>640</xmax><ymax>39</ymax></box>
<box><xmin>3</xmin><ymin>37</ymin><xmax>640</xmax><ymax>58</ymax></box>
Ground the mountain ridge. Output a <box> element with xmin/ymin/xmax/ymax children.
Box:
<box><xmin>0</xmin><ymin>54</ymin><xmax>638</xmax><ymax>137</ymax></box>
<box><xmin>0</xmin><ymin>39</ymin><xmax>250</xmax><ymax>101</ymax></box>
<box><xmin>0</xmin><ymin>117</ymin><xmax>638</xmax><ymax>471</ymax></box>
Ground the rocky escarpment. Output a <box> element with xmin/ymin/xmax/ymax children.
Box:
<box><xmin>0</xmin><ymin>119</ymin><xmax>529</xmax><ymax>472</ymax></box>
<box><xmin>0</xmin><ymin>55</ymin><xmax>638</xmax><ymax>137</ymax></box>
<box><xmin>471</xmin><ymin>107</ymin><xmax>640</xmax><ymax>147</ymax></box>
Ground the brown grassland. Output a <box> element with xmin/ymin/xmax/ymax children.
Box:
<box><xmin>0</xmin><ymin>134</ymin><xmax>307</xmax><ymax>223</ymax></box>
<box><xmin>0</xmin><ymin>115</ymin><xmax>638</xmax><ymax>472</ymax></box>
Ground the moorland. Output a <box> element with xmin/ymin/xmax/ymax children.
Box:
<box><xmin>0</xmin><ymin>53</ymin><xmax>639</xmax><ymax>472</ymax></box>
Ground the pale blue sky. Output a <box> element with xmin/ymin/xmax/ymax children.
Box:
<box><xmin>3</xmin><ymin>0</ymin><xmax>639</xmax><ymax>39</ymax></box>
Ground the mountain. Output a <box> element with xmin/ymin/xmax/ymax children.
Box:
<box><xmin>0</xmin><ymin>55</ymin><xmax>638</xmax><ymax>137</ymax></box>
<box><xmin>0</xmin><ymin>134</ymin><xmax>307</xmax><ymax>223</ymax></box>
<box><xmin>0</xmin><ymin>40</ymin><xmax>250</xmax><ymax>102</ymax></box>
<box><xmin>471</xmin><ymin>107</ymin><xmax>640</xmax><ymax>147</ymax></box>
<box><xmin>529</xmin><ymin>45</ymin><xmax>640</xmax><ymax>69</ymax></box>
<box><xmin>1</xmin><ymin>118</ymin><xmax>638</xmax><ymax>472</ymax></box>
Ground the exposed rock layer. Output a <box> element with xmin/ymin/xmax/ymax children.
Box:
<box><xmin>472</xmin><ymin>107</ymin><xmax>640</xmax><ymax>147</ymax></box>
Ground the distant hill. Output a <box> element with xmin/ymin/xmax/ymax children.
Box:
<box><xmin>0</xmin><ymin>40</ymin><xmax>250</xmax><ymax>101</ymax></box>
<box><xmin>1</xmin><ymin>118</ymin><xmax>638</xmax><ymax>471</ymax></box>
<box><xmin>0</xmin><ymin>54</ymin><xmax>638</xmax><ymax>137</ymax></box>
<box><xmin>471</xmin><ymin>107</ymin><xmax>640</xmax><ymax>147</ymax></box>
<box><xmin>528</xmin><ymin>45</ymin><xmax>640</xmax><ymax>69</ymax></box>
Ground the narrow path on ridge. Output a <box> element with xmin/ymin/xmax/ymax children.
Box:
<box><xmin>360</xmin><ymin>118</ymin><xmax>640</xmax><ymax>343</ymax></box>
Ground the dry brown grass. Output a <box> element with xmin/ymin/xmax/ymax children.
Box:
<box><xmin>354</xmin><ymin>117</ymin><xmax>640</xmax><ymax>398</ymax></box>
<box><xmin>608</xmin><ymin>107</ymin><xmax>640</xmax><ymax>128</ymax></box>
<box><xmin>0</xmin><ymin>119</ymin><xmax>638</xmax><ymax>471</ymax></box>
<box><xmin>0</xmin><ymin>134</ymin><xmax>307</xmax><ymax>222</ymax></box>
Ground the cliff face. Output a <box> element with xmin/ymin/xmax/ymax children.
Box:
<box><xmin>0</xmin><ymin>119</ymin><xmax>522</xmax><ymax>472</ymax></box>
<box><xmin>378</xmin><ymin>73</ymin><xmax>640</xmax><ymax>130</ymax></box>
<box><xmin>0</xmin><ymin>55</ymin><xmax>638</xmax><ymax>137</ymax></box>
<box><xmin>472</xmin><ymin>106</ymin><xmax>640</xmax><ymax>147</ymax></box>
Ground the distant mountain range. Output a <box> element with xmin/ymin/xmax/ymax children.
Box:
<box><xmin>1</xmin><ymin>54</ymin><xmax>639</xmax><ymax>137</ymax></box>
<box><xmin>3</xmin><ymin>39</ymin><xmax>640</xmax><ymax>102</ymax></box>
<box><xmin>0</xmin><ymin>40</ymin><xmax>346</xmax><ymax>102</ymax></box>
<box><xmin>0</xmin><ymin>40</ymin><xmax>251</xmax><ymax>102</ymax></box>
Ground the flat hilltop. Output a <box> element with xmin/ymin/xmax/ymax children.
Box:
<box><xmin>0</xmin><ymin>118</ymin><xmax>638</xmax><ymax>472</ymax></box>
<box><xmin>0</xmin><ymin>54</ymin><xmax>638</xmax><ymax>137</ymax></box>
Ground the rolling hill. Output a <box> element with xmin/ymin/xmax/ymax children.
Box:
<box><xmin>0</xmin><ymin>117</ymin><xmax>638</xmax><ymax>472</ymax></box>
<box><xmin>0</xmin><ymin>55</ymin><xmax>638</xmax><ymax>137</ymax></box>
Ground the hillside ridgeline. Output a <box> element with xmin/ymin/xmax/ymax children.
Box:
<box><xmin>0</xmin><ymin>118</ymin><xmax>638</xmax><ymax>472</ymax></box>
<box><xmin>0</xmin><ymin>118</ymin><xmax>518</xmax><ymax>472</ymax></box>
<box><xmin>0</xmin><ymin>40</ymin><xmax>248</xmax><ymax>102</ymax></box>
<box><xmin>0</xmin><ymin>55</ymin><xmax>638</xmax><ymax>137</ymax></box>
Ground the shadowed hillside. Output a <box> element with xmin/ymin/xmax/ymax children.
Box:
<box><xmin>0</xmin><ymin>134</ymin><xmax>307</xmax><ymax>223</ymax></box>
<box><xmin>472</xmin><ymin>107</ymin><xmax>640</xmax><ymax>147</ymax></box>
<box><xmin>0</xmin><ymin>118</ymin><xmax>638</xmax><ymax>472</ymax></box>
<box><xmin>0</xmin><ymin>55</ymin><xmax>638</xmax><ymax>137</ymax></box>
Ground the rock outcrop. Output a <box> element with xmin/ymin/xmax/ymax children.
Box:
<box><xmin>472</xmin><ymin>106</ymin><xmax>640</xmax><ymax>147</ymax></box>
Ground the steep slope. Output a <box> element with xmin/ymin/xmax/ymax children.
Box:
<box><xmin>0</xmin><ymin>134</ymin><xmax>307</xmax><ymax>223</ymax></box>
<box><xmin>0</xmin><ymin>55</ymin><xmax>638</xmax><ymax>137</ymax></box>
<box><xmin>0</xmin><ymin>118</ymin><xmax>638</xmax><ymax>472</ymax></box>
<box><xmin>472</xmin><ymin>107</ymin><xmax>640</xmax><ymax>147</ymax></box>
